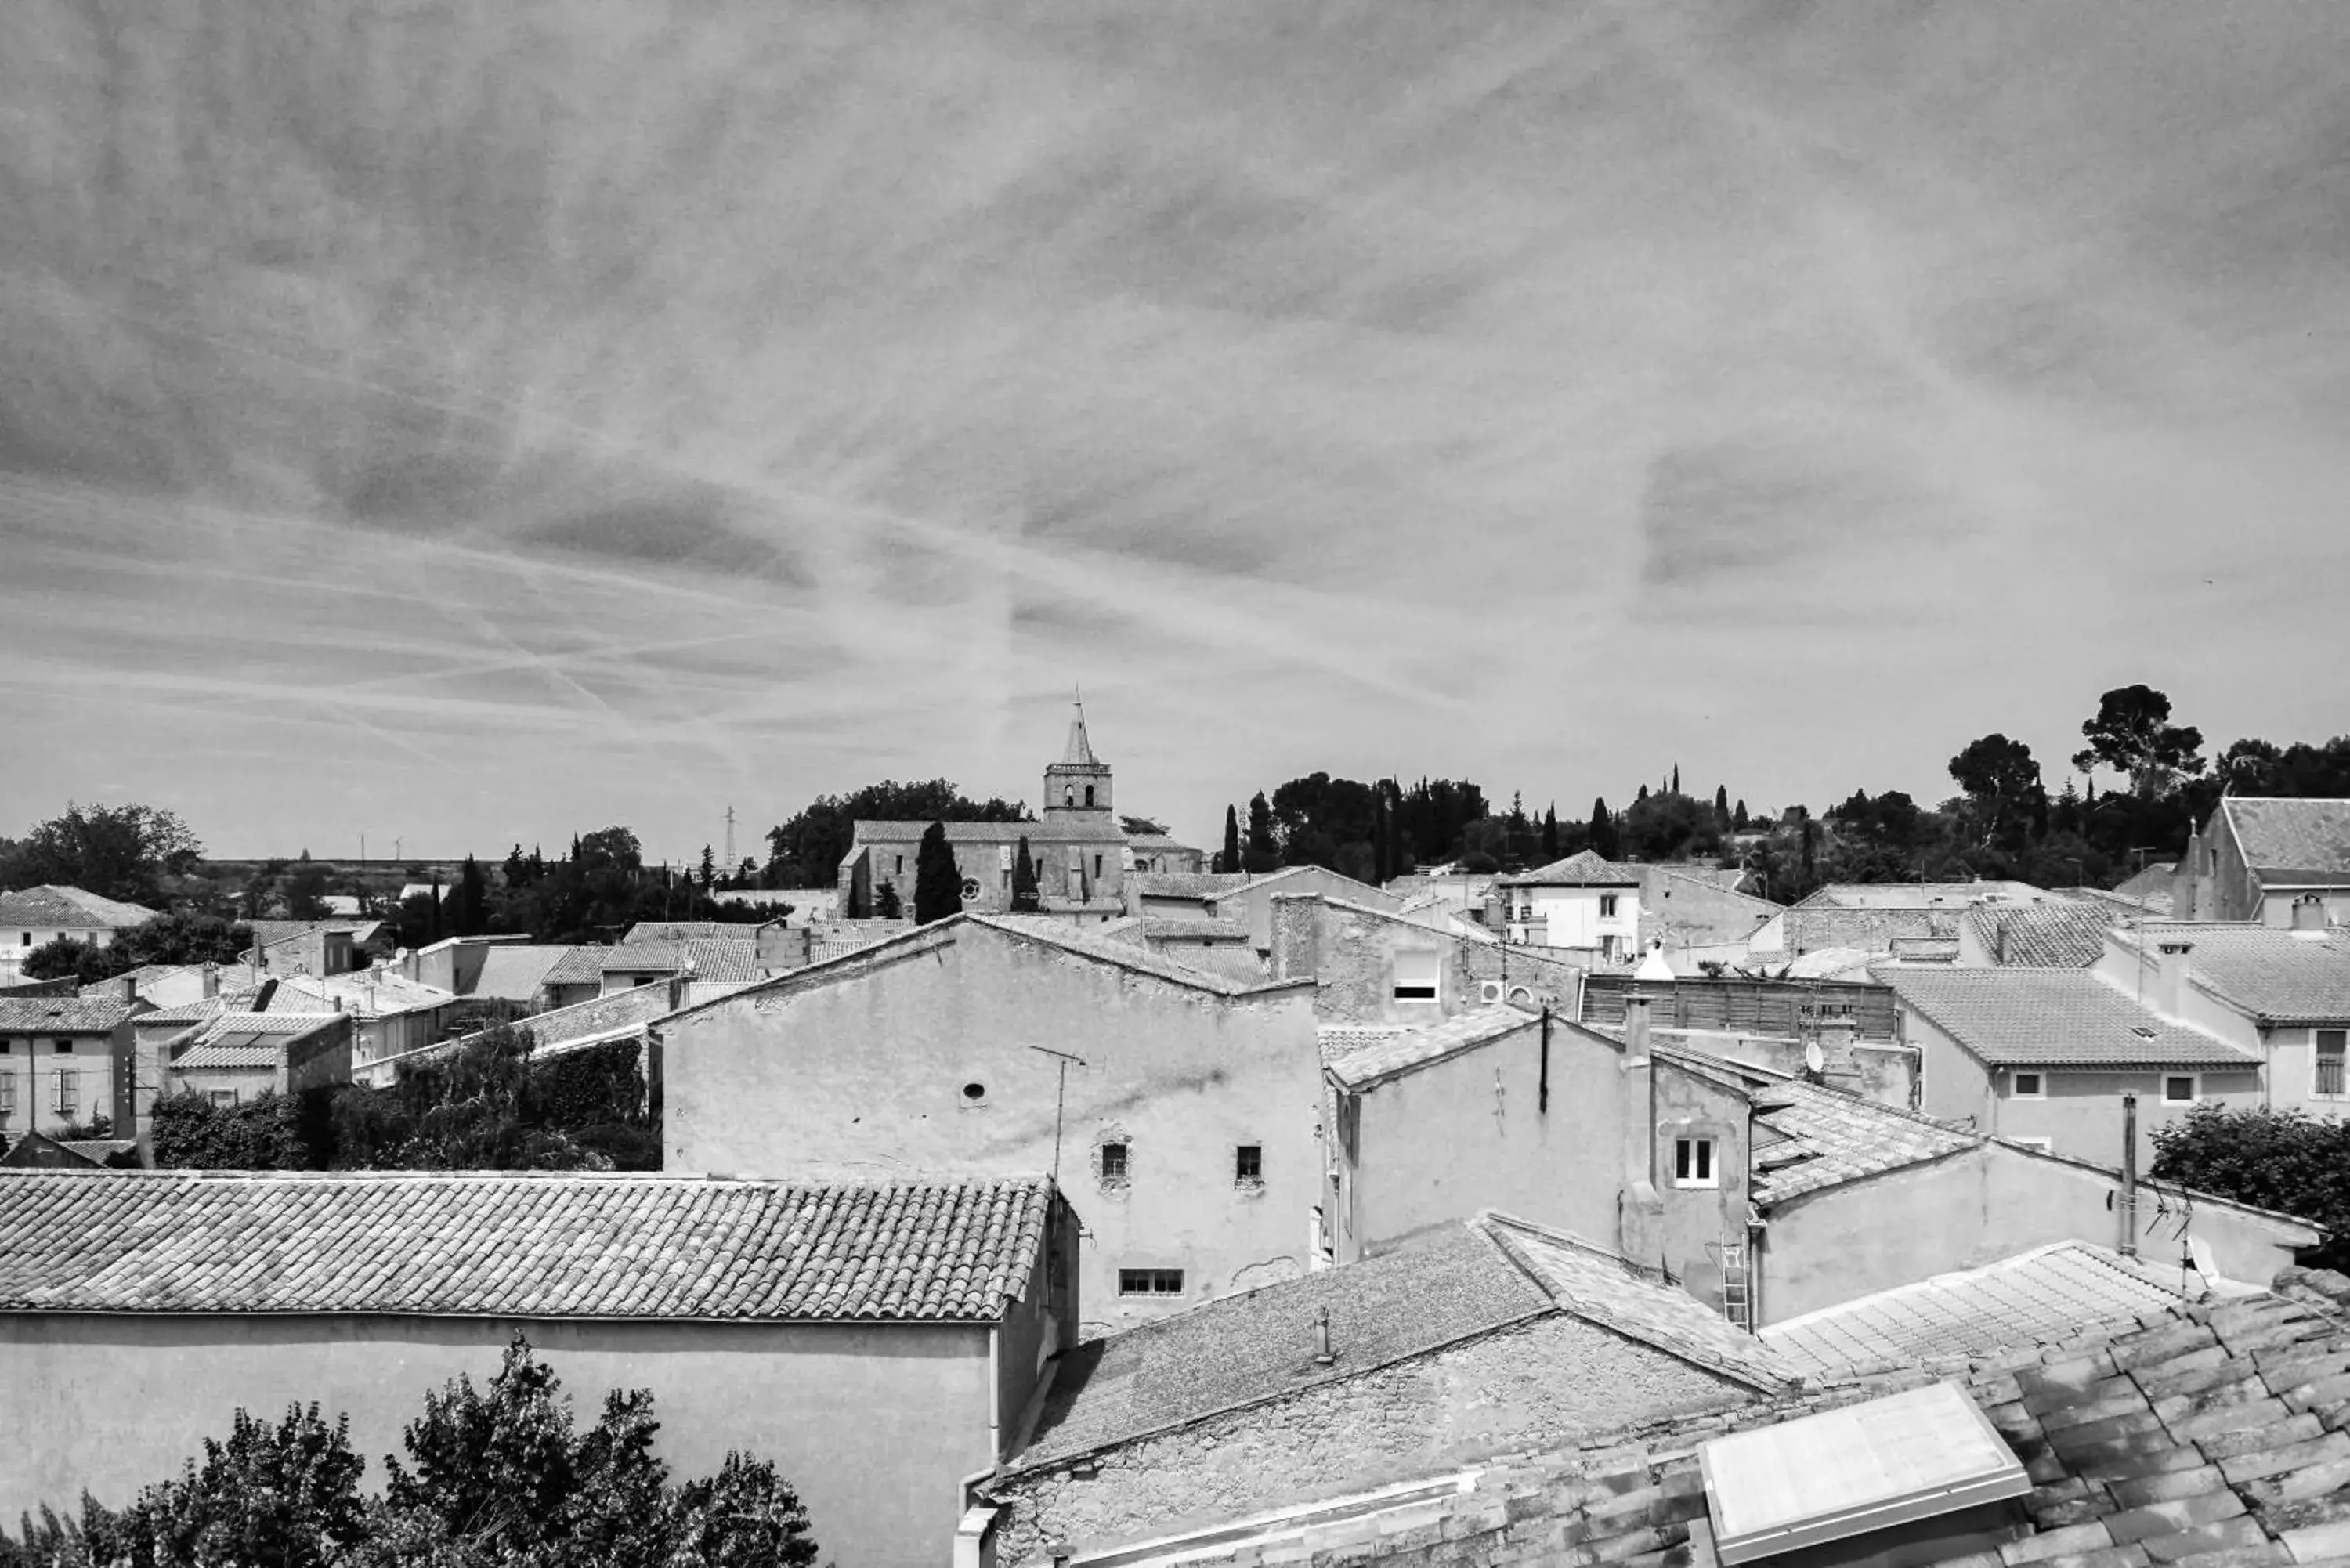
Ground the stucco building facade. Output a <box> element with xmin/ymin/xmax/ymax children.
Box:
<box><xmin>659</xmin><ymin>915</ymin><xmax>1322</xmax><ymax>1338</ymax></box>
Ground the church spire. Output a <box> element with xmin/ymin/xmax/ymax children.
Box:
<box><xmin>1062</xmin><ymin>696</ymin><xmax>1097</xmax><ymax>767</ymax></box>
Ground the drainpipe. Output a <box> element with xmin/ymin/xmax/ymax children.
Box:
<box><xmin>2120</xmin><ymin>1093</ymin><xmax>2140</xmax><ymax>1259</ymax></box>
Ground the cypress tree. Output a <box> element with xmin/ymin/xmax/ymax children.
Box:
<box><xmin>1012</xmin><ymin>836</ymin><xmax>1041</xmax><ymax>912</ymax></box>
<box><xmin>1636</xmin><ymin>783</ymin><xmax>1650</xmax><ymax>804</ymax></box>
<box><xmin>1734</xmin><ymin>799</ymin><xmax>1750</xmax><ymax>832</ymax></box>
<box><xmin>1589</xmin><ymin>797</ymin><xmax>1619</xmax><ymax>860</ymax></box>
<box><xmin>1542</xmin><ymin>804</ymin><xmax>1560</xmax><ymax>859</ymax></box>
<box><xmin>455</xmin><ymin>854</ymin><xmax>488</xmax><ymax>937</ymax></box>
<box><xmin>1243</xmin><ymin>791</ymin><xmax>1282</xmax><ymax>874</ymax></box>
<box><xmin>1220</xmin><ymin>804</ymin><xmax>1242</xmax><ymax>876</ymax></box>
<box><xmin>1714</xmin><ymin>785</ymin><xmax>1730</xmax><ymax>828</ymax></box>
<box><xmin>873</xmin><ymin>880</ymin><xmax>901</xmax><ymax>919</ymax></box>
<box><xmin>1383</xmin><ymin>782</ymin><xmax>1405</xmax><ymax>879</ymax></box>
<box><xmin>913</xmin><ymin>820</ymin><xmax>961</xmax><ymax>924</ymax></box>
<box><xmin>1672</xmin><ymin>764</ymin><xmax>1681</xmax><ymax>795</ymax></box>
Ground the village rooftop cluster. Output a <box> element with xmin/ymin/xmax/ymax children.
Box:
<box><xmin>5</xmin><ymin>708</ymin><xmax>2350</xmax><ymax>1568</ymax></box>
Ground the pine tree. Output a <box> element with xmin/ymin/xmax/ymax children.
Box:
<box><xmin>1383</xmin><ymin>781</ymin><xmax>1405</xmax><ymax>879</ymax></box>
<box><xmin>1589</xmin><ymin>797</ymin><xmax>1619</xmax><ymax>860</ymax></box>
<box><xmin>1220</xmin><ymin>804</ymin><xmax>1242</xmax><ymax>876</ymax></box>
<box><xmin>1012</xmin><ymin>836</ymin><xmax>1040</xmax><ymax>912</ymax></box>
<box><xmin>913</xmin><ymin>820</ymin><xmax>962</xmax><ymax>924</ymax></box>
<box><xmin>1636</xmin><ymin>783</ymin><xmax>1650</xmax><ymax>804</ymax></box>
<box><xmin>1243</xmin><ymin>791</ymin><xmax>1282</xmax><ymax>874</ymax></box>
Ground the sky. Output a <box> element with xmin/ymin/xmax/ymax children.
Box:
<box><xmin>2</xmin><ymin>0</ymin><xmax>2348</xmax><ymax>865</ymax></box>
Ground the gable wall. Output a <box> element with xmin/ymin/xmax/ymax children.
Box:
<box><xmin>663</xmin><ymin>930</ymin><xmax>1325</xmax><ymax>1337</ymax></box>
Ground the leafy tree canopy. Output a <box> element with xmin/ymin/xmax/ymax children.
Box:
<box><xmin>2073</xmin><ymin>685</ymin><xmax>2206</xmax><ymax>798</ymax></box>
<box><xmin>2153</xmin><ymin>1105</ymin><xmax>2350</xmax><ymax>1273</ymax></box>
<box><xmin>0</xmin><ymin>803</ymin><xmax>201</xmax><ymax>905</ymax></box>
<box><xmin>763</xmin><ymin>779</ymin><xmax>1029</xmax><ymax>890</ymax></box>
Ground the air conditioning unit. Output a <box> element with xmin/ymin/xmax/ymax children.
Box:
<box><xmin>1478</xmin><ymin>981</ymin><xmax>1506</xmax><ymax>1005</ymax></box>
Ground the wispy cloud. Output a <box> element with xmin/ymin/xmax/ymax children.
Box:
<box><xmin>2</xmin><ymin>0</ymin><xmax>2348</xmax><ymax>857</ymax></box>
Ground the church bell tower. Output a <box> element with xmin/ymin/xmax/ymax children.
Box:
<box><xmin>1043</xmin><ymin>700</ymin><xmax>1113</xmax><ymax>823</ymax></box>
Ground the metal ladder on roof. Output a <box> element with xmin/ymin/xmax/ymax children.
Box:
<box><xmin>1719</xmin><ymin>1237</ymin><xmax>1752</xmax><ymax>1331</ymax></box>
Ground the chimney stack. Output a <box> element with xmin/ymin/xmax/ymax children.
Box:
<box><xmin>2171</xmin><ymin>828</ymin><xmax>2202</xmax><ymax>923</ymax></box>
<box><xmin>2153</xmin><ymin>940</ymin><xmax>2195</xmax><ymax>1019</ymax></box>
<box><xmin>1267</xmin><ymin>894</ymin><xmax>1323</xmax><ymax>986</ymax></box>
<box><xmin>1618</xmin><ymin>992</ymin><xmax>1664</xmax><ymax>1263</ymax></box>
<box><xmin>1814</xmin><ymin>1015</ymin><xmax>1863</xmax><ymax>1093</ymax></box>
<box><xmin>2291</xmin><ymin>894</ymin><xmax>2330</xmax><ymax>940</ymax></box>
<box><xmin>201</xmin><ymin>962</ymin><xmax>218</xmax><ymax>1000</ymax></box>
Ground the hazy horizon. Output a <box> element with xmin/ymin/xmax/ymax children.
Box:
<box><xmin>5</xmin><ymin>2</ymin><xmax>2348</xmax><ymax>864</ymax></box>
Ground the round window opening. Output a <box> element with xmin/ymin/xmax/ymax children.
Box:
<box><xmin>963</xmin><ymin>1082</ymin><xmax>986</xmax><ymax>1101</ymax></box>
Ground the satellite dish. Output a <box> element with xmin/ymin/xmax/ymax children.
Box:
<box><xmin>1804</xmin><ymin>1039</ymin><xmax>1826</xmax><ymax>1075</ymax></box>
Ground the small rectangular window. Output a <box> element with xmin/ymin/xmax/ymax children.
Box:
<box><xmin>0</xmin><ymin>1076</ymin><xmax>13</xmax><ymax>1111</ymax></box>
<box><xmin>1099</xmin><ymin>1142</ymin><xmax>1129</xmax><ymax>1185</ymax></box>
<box><xmin>1235</xmin><ymin>1144</ymin><xmax>1263</xmax><ymax>1183</ymax></box>
<box><xmin>895</xmin><ymin>855</ymin><xmax>904</xmax><ymax>874</ymax></box>
<box><xmin>1672</xmin><ymin>1136</ymin><xmax>1717</xmax><ymax>1188</ymax></box>
<box><xmin>1094</xmin><ymin>854</ymin><xmax>1103</xmax><ymax>877</ymax></box>
<box><xmin>2164</xmin><ymin>1075</ymin><xmax>2198</xmax><ymax>1107</ymax></box>
<box><xmin>209</xmin><ymin>1089</ymin><xmax>237</xmax><ymax>1108</ymax></box>
<box><xmin>2012</xmin><ymin>1072</ymin><xmax>2044</xmax><ymax>1099</ymax></box>
<box><xmin>2316</xmin><ymin>1031</ymin><xmax>2345</xmax><ymax>1097</ymax></box>
<box><xmin>1118</xmin><ymin>1268</ymin><xmax>1184</xmax><ymax>1297</ymax></box>
<box><xmin>0</xmin><ymin>1039</ymin><xmax>12</xmax><ymax>1054</ymax></box>
<box><xmin>51</xmin><ymin>1039</ymin><xmax>71</xmax><ymax>1054</ymax></box>
<box><xmin>1600</xmin><ymin>894</ymin><xmax>1619</xmax><ymax>919</ymax></box>
<box><xmin>1393</xmin><ymin>950</ymin><xmax>1440</xmax><ymax>1003</ymax></box>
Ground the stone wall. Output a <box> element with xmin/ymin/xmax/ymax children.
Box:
<box><xmin>990</xmin><ymin>1311</ymin><xmax>1755</xmax><ymax>1566</ymax></box>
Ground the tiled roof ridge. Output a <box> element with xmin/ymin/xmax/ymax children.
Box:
<box><xmin>1003</xmin><ymin>1258</ymin><xmax>1559</xmax><ymax>1476</ymax></box>
<box><xmin>1325</xmin><ymin>1006</ymin><xmax>1545</xmax><ymax>1089</ymax></box>
<box><xmin>1474</xmin><ymin>1213</ymin><xmax>1799</xmax><ymax>1394</ymax></box>
<box><xmin>1761</xmin><ymin>1239</ymin><xmax>2163</xmax><ymax>1341</ymax></box>
<box><xmin>1753</xmin><ymin>1075</ymin><xmax>1987</xmax><ymax>1139</ymax></box>
<box><xmin>1887</xmin><ymin>969</ymin><xmax>2259</xmax><ymax>1068</ymax></box>
<box><xmin>0</xmin><ymin>1166</ymin><xmax>1049</xmax><ymax>1189</ymax></box>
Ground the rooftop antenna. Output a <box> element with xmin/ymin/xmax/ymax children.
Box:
<box><xmin>1028</xmin><ymin>1044</ymin><xmax>1088</xmax><ymax>1183</ymax></box>
<box><xmin>724</xmin><ymin>806</ymin><xmax>737</xmax><ymax>874</ymax></box>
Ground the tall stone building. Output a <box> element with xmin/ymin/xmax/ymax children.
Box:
<box><xmin>838</xmin><ymin>706</ymin><xmax>1204</xmax><ymax>923</ymax></box>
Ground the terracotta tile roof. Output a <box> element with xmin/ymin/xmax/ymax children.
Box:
<box><xmin>2120</xmin><ymin>924</ymin><xmax>2350</xmax><ymax>1026</ymax></box>
<box><xmin>264</xmin><ymin>971</ymin><xmax>454</xmax><ymax>1021</ymax></box>
<box><xmin>1127</xmin><ymin>872</ymin><xmax>1252</xmax><ymax>901</ymax></box>
<box><xmin>1480</xmin><ymin>1216</ymin><xmax>1799</xmax><ymax>1392</ymax></box>
<box><xmin>1747</xmin><ymin>1078</ymin><xmax>1979</xmax><ymax>1205</ymax></box>
<box><xmin>0</xmin><ymin>886</ymin><xmax>159</xmax><ymax>930</ymax></box>
<box><xmin>2070</xmin><ymin>883</ymin><xmax>2175</xmax><ymax>917</ymax></box>
<box><xmin>620</xmin><ymin>921</ymin><xmax>773</xmax><ymax>941</ymax></box>
<box><xmin>1158</xmin><ymin>947</ymin><xmax>1270</xmax><ymax>985</ymax></box>
<box><xmin>1325</xmin><ymin>1006</ymin><xmax>1543</xmax><ymax>1089</ymax></box>
<box><xmin>1969</xmin><ymin>903</ymin><xmax>2120</xmax><ymax>967</ymax></box>
<box><xmin>1882</xmin><ymin>969</ymin><xmax>2261</xmax><ymax>1068</ymax></box>
<box><xmin>538</xmin><ymin>945</ymin><xmax>612</xmax><ymax>987</ymax></box>
<box><xmin>0</xmin><ymin>997</ymin><xmax>135</xmax><ymax>1033</ymax></box>
<box><xmin>596</xmin><ymin>939</ymin><xmax>764</xmax><ymax>982</ymax></box>
<box><xmin>1762</xmin><ymin>1241</ymin><xmax>2191</xmax><ymax>1378</ymax></box>
<box><xmin>132</xmin><ymin>988</ymin><xmax>267</xmax><ymax>1027</ymax></box>
<box><xmin>1802</xmin><ymin>880</ymin><xmax>2054</xmax><ymax>909</ymax></box>
<box><xmin>52</xmin><ymin>1140</ymin><xmax>135</xmax><ymax>1163</ymax></box>
<box><xmin>247</xmin><ymin>919</ymin><xmax>385</xmax><ymax>948</ymax></box>
<box><xmin>1076</xmin><ymin>1276</ymin><xmax>2350</xmax><ymax>1568</ymax></box>
<box><xmin>1124</xmin><ymin>833</ymin><xmax>1202</xmax><ymax>854</ymax></box>
<box><xmin>172</xmin><ymin>1038</ymin><xmax>287</xmax><ymax>1071</ymax></box>
<box><xmin>0</xmin><ymin>1172</ymin><xmax>1054</xmax><ymax>1321</ymax></box>
<box><xmin>2113</xmin><ymin>862</ymin><xmax>2181</xmax><ymax>901</ymax></box>
<box><xmin>1496</xmin><ymin>851</ymin><xmax>1640</xmax><ymax>888</ymax></box>
<box><xmin>2224</xmin><ymin>797</ymin><xmax>2350</xmax><ymax>879</ymax></box>
<box><xmin>1138</xmin><ymin>916</ymin><xmax>1250</xmax><ymax>942</ymax></box>
<box><xmin>1014</xmin><ymin>1223</ymin><xmax>1556</xmax><ymax>1468</ymax></box>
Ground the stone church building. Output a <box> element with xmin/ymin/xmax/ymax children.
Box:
<box><xmin>837</xmin><ymin>706</ymin><xmax>1204</xmax><ymax>923</ymax></box>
